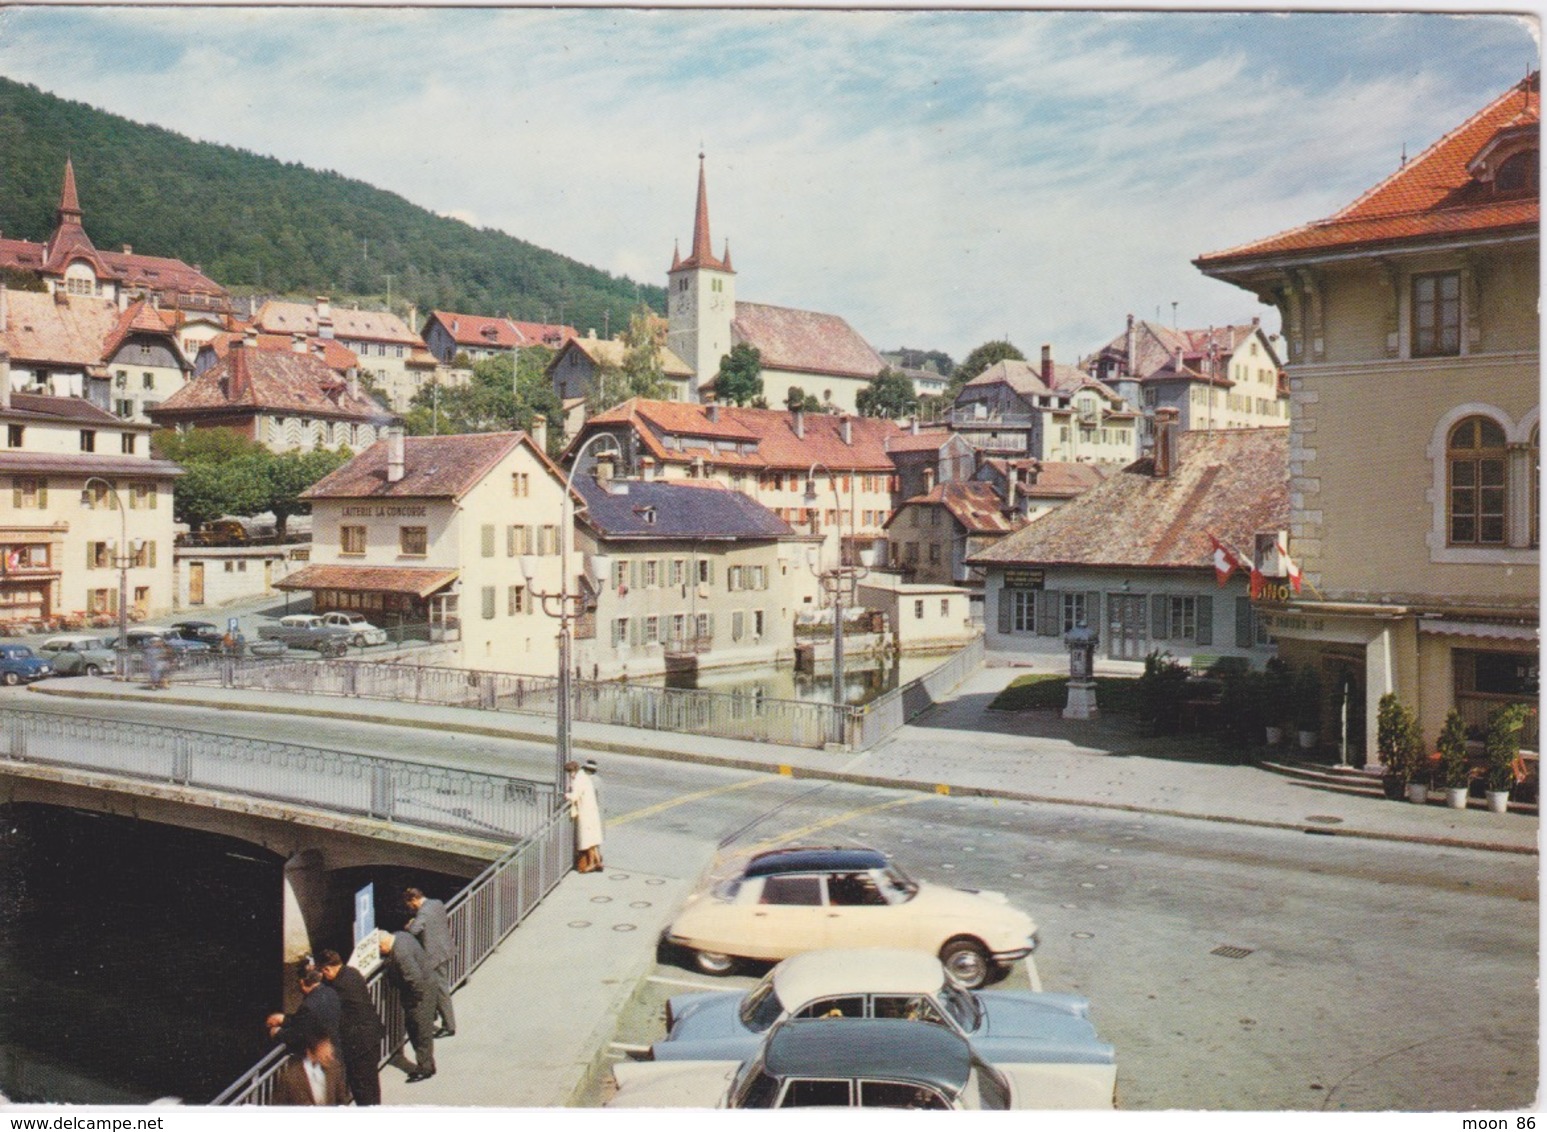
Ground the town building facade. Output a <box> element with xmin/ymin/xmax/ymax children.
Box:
<box><xmin>421</xmin><ymin>311</ymin><xmax>577</xmax><ymax>365</ymax></box>
<box><xmin>252</xmin><ymin>297</ymin><xmax>434</xmax><ymax>413</ymax></box>
<box><xmin>1196</xmin><ymin>74</ymin><xmax>1540</xmax><ymax>759</ymax></box>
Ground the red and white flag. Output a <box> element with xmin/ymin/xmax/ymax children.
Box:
<box><xmin>1276</xmin><ymin>531</ymin><xmax>1302</xmax><ymax>594</ymax></box>
<box><xmin>1249</xmin><ymin>565</ymin><xmax>1265</xmax><ymax>600</ymax></box>
<box><xmin>1209</xmin><ymin>534</ymin><xmax>1245</xmax><ymax>587</ymax></box>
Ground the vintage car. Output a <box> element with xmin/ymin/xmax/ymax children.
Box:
<box><xmin>169</xmin><ymin>620</ymin><xmax>225</xmax><ymax>645</ymax></box>
<box><xmin>610</xmin><ymin>1017</ymin><xmax>1116</xmax><ymax>1109</ymax></box>
<box><xmin>36</xmin><ymin>634</ymin><xmax>117</xmax><ymax>677</ymax></box>
<box><xmin>257</xmin><ymin>614</ymin><xmax>354</xmax><ymax>656</ymax></box>
<box><xmin>653</xmin><ymin>948</ymin><xmax>1112</xmax><ymax>1069</ymax></box>
<box><xmin>123</xmin><ymin>627</ymin><xmax>213</xmax><ymax>660</ymax></box>
<box><xmin>665</xmin><ymin>846</ymin><xmax>1038</xmax><ymax>987</ymax></box>
<box><xmin>320</xmin><ymin>611</ymin><xmax>387</xmax><ymax>646</ymax></box>
<box><xmin>0</xmin><ymin>644</ymin><xmax>52</xmax><ymax>685</ymax></box>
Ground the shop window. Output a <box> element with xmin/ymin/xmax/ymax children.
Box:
<box><xmin>1447</xmin><ymin>416</ymin><xmax>1507</xmax><ymax>545</ymax></box>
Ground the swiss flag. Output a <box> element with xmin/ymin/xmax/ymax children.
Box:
<box><xmin>1276</xmin><ymin>531</ymin><xmax>1302</xmax><ymax>594</ymax></box>
<box><xmin>1249</xmin><ymin>566</ymin><xmax>1265</xmax><ymax>600</ymax></box>
<box><xmin>1209</xmin><ymin>534</ymin><xmax>1244</xmax><ymax>587</ymax></box>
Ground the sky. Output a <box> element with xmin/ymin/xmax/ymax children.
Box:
<box><xmin>0</xmin><ymin>5</ymin><xmax>1537</xmax><ymax>364</ymax></box>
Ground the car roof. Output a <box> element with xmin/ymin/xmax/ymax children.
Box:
<box><xmin>762</xmin><ymin>1019</ymin><xmax>971</xmax><ymax>1092</ymax></box>
<box><xmin>173</xmin><ymin>620</ymin><xmax>216</xmax><ymax>628</ymax></box>
<box><xmin>43</xmin><ymin>634</ymin><xmax>106</xmax><ymax>645</ymax></box>
<box><xmin>772</xmin><ymin>949</ymin><xmax>946</xmax><ymax>1004</ymax></box>
<box><xmin>744</xmin><ymin>846</ymin><xmax>889</xmax><ymax>878</ymax></box>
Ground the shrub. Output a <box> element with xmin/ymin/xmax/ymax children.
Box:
<box><xmin>1291</xmin><ymin>665</ymin><xmax>1322</xmax><ymax>733</ymax></box>
<box><xmin>1436</xmin><ymin>709</ymin><xmax>1471</xmax><ymax>789</ymax></box>
<box><xmin>1261</xmin><ymin>658</ymin><xmax>1291</xmax><ymax>730</ymax></box>
<box><xmin>1137</xmin><ymin>650</ymin><xmax>1188</xmax><ymax>735</ymax></box>
<box><xmin>1216</xmin><ymin>669</ymin><xmax>1264</xmax><ymax>756</ymax></box>
<box><xmin>1375</xmin><ymin>693</ymin><xmax>1423</xmax><ymax>787</ymax></box>
<box><xmin>1483</xmin><ymin>703</ymin><xmax>1532</xmax><ymax>792</ymax></box>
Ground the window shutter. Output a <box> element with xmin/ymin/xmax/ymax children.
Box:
<box><xmin>996</xmin><ymin>587</ymin><xmax>1012</xmax><ymax>634</ymax></box>
<box><xmin>128</xmin><ymin>487</ymin><xmax>138</xmax><ymax>510</ymax></box>
<box><xmin>481</xmin><ymin>525</ymin><xmax>495</xmax><ymax>557</ymax></box>
<box><xmin>630</xmin><ymin>617</ymin><xmax>641</xmax><ymax>646</ymax></box>
<box><xmin>1036</xmin><ymin>590</ymin><xmax>1060</xmax><ymax>636</ymax></box>
<box><xmin>149</xmin><ymin>541</ymin><xmax>157</xmax><ymax>568</ymax></box>
<box><xmin>37</xmin><ymin>481</ymin><xmax>46</xmax><ymax>508</ymax></box>
<box><xmin>148</xmin><ymin>485</ymin><xmax>157</xmax><ymax>510</ymax></box>
<box><xmin>481</xmin><ymin>586</ymin><xmax>496</xmax><ymax>619</ymax></box>
<box><xmin>507</xmin><ymin>526</ymin><xmax>516</xmax><ymax>556</ymax></box>
<box><xmin>629</xmin><ymin>559</ymin><xmax>638</xmax><ymax>589</ymax></box>
<box><xmin>1151</xmin><ymin>594</ymin><xmax>1169</xmax><ymax>640</ymax></box>
<box><xmin>1085</xmin><ymin>591</ymin><xmax>1101</xmax><ymax>629</ymax></box>
<box><xmin>1196</xmin><ymin>595</ymin><xmax>1213</xmax><ymax>645</ymax></box>
<box><xmin>1235</xmin><ymin>597</ymin><xmax>1253</xmax><ymax>648</ymax></box>
<box><xmin>109</xmin><ymin>588</ymin><xmax>118</xmax><ymax>613</ymax></box>
<box><xmin>12</xmin><ymin>483</ymin><xmax>20</xmax><ymax>509</ymax></box>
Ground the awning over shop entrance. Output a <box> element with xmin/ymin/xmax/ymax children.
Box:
<box><xmin>275</xmin><ymin>564</ymin><xmax>459</xmax><ymax>598</ymax></box>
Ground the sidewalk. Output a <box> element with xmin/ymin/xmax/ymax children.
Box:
<box><xmin>30</xmin><ymin>667</ymin><xmax>1537</xmax><ymax>856</ymax></box>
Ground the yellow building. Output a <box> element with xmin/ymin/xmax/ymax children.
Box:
<box><xmin>1196</xmin><ymin>74</ymin><xmax>1539</xmax><ymax>760</ymax></box>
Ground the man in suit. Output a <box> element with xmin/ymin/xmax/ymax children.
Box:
<box><xmin>317</xmin><ymin>948</ymin><xmax>385</xmax><ymax>1106</ymax></box>
<box><xmin>404</xmin><ymin>887</ymin><xmax>456</xmax><ymax>1038</ymax></box>
<box><xmin>269</xmin><ymin>1018</ymin><xmax>351</xmax><ymax>1106</ymax></box>
<box><xmin>378</xmin><ymin>929</ymin><xmax>436</xmax><ymax>1082</ymax></box>
<box><xmin>266</xmin><ymin>962</ymin><xmax>341</xmax><ymax>1051</ymax></box>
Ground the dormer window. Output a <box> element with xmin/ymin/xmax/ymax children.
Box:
<box><xmin>1496</xmin><ymin>149</ymin><xmax>1538</xmax><ymax>193</ymax></box>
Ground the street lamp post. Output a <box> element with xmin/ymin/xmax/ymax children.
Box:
<box><xmin>522</xmin><ymin>434</ymin><xmax>618</xmax><ymax>799</ymax></box>
<box><xmin>803</xmin><ymin>463</ymin><xmax>875</xmax><ymax>714</ymax></box>
<box><xmin>80</xmin><ymin>476</ymin><xmax>143</xmax><ymax>677</ymax></box>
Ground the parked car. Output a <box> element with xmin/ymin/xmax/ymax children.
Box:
<box><xmin>180</xmin><ymin>519</ymin><xmax>248</xmax><ymax>546</ymax></box>
<box><xmin>122</xmin><ymin>627</ymin><xmax>213</xmax><ymax>663</ymax></box>
<box><xmin>610</xmin><ymin>1017</ymin><xmax>1115</xmax><ymax>1109</ymax></box>
<box><xmin>665</xmin><ymin>846</ymin><xmax>1038</xmax><ymax>987</ymax></box>
<box><xmin>0</xmin><ymin>644</ymin><xmax>52</xmax><ymax>685</ymax></box>
<box><xmin>320</xmin><ymin>611</ymin><xmax>387</xmax><ymax>646</ymax></box>
<box><xmin>654</xmin><ymin>948</ymin><xmax>1112</xmax><ymax>1068</ymax></box>
<box><xmin>36</xmin><ymin>634</ymin><xmax>118</xmax><ymax>677</ymax></box>
<box><xmin>257</xmin><ymin>614</ymin><xmax>353</xmax><ymax>657</ymax></box>
<box><xmin>170</xmin><ymin>620</ymin><xmax>225</xmax><ymax>645</ymax></box>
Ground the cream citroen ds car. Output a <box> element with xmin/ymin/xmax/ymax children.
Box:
<box><xmin>665</xmin><ymin>846</ymin><xmax>1038</xmax><ymax>988</ymax></box>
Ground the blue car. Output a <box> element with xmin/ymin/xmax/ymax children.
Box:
<box><xmin>0</xmin><ymin>644</ymin><xmax>53</xmax><ymax>685</ymax></box>
<box><xmin>653</xmin><ymin>948</ymin><xmax>1114</xmax><ymax>1068</ymax></box>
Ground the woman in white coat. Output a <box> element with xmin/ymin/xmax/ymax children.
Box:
<box><xmin>565</xmin><ymin>761</ymin><xmax>603</xmax><ymax>873</ymax></box>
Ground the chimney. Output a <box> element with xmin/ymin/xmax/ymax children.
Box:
<box><xmin>594</xmin><ymin>454</ymin><xmax>614</xmax><ymax>486</ymax></box>
<box><xmin>227</xmin><ymin>336</ymin><xmax>253</xmax><ymax>400</ymax></box>
<box><xmin>1174</xmin><ymin>345</ymin><xmax>1185</xmax><ymax>373</ymax></box>
<box><xmin>910</xmin><ymin>416</ymin><xmax>920</xmax><ymax>436</ymax></box>
<box><xmin>316</xmin><ymin>296</ymin><xmax>334</xmax><ymax>340</ymax></box>
<box><xmin>1041</xmin><ymin>344</ymin><xmax>1053</xmax><ymax>383</ymax></box>
<box><xmin>387</xmin><ymin>427</ymin><xmax>405</xmax><ymax>483</ymax></box>
<box><xmin>347</xmin><ymin>370</ymin><xmax>359</xmax><ymax>400</ymax></box>
<box><xmin>841</xmin><ymin>416</ymin><xmax>852</xmax><ymax>445</ymax></box>
<box><xmin>530</xmin><ymin>413</ymin><xmax>548</xmax><ymax>454</ymax></box>
<box><xmin>792</xmin><ymin>408</ymin><xmax>805</xmax><ymax>439</ymax></box>
<box><xmin>0</xmin><ymin>349</ymin><xmax>11</xmax><ymax>412</ymax></box>
<box><xmin>1005</xmin><ymin>468</ymin><xmax>1016</xmax><ymax>512</ymax></box>
<box><xmin>122</xmin><ymin>244</ymin><xmax>133</xmax><ymax>255</ymax></box>
<box><xmin>1153</xmin><ymin>408</ymin><xmax>1180</xmax><ymax>478</ymax></box>
<box><xmin>587</xmin><ymin>328</ymin><xmax>597</xmax><ymax>340</ymax></box>
<box><xmin>640</xmin><ymin>455</ymin><xmax>656</xmax><ymax>478</ymax></box>
<box><xmin>291</xmin><ymin>332</ymin><xmax>307</xmax><ymax>354</ymax></box>
<box><xmin>1125</xmin><ymin>314</ymin><xmax>1135</xmax><ymax>377</ymax></box>
<box><xmin>923</xmin><ymin>466</ymin><xmax>936</xmax><ymax>492</ymax></box>
<box><xmin>707</xmin><ymin>403</ymin><xmax>720</xmax><ymax>423</ymax></box>
<box><xmin>407</xmin><ymin>304</ymin><xmax>418</xmax><ymax>333</ymax></box>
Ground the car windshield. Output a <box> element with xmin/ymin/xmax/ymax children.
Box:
<box><xmin>730</xmin><ymin>1058</ymin><xmax>779</xmax><ymax>1108</ymax></box>
<box><xmin>879</xmin><ymin>863</ymin><xmax>918</xmax><ymax>901</ymax></box>
<box><xmin>964</xmin><ymin>1062</ymin><xmax>1011</xmax><ymax>1111</ymax></box>
<box><xmin>938</xmin><ymin>983</ymin><xmax>982</xmax><ymax>1032</ymax></box>
<box><xmin>711</xmin><ymin>877</ymin><xmax>743</xmax><ymax>901</ymax></box>
<box><xmin>738</xmin><ymin>974</ymin><xmax>784</xmax><ymax>1032</ymax></box>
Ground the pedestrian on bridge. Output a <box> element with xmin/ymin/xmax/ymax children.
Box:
<box><xmin>404</xmin><ymin>887</ymin><xmax>456</xmax><ymax>1039</ymax></box>
<box><xmin>317</xmin><ymin>949</ymin><xmax>384</xmax><ymax>1106</ymax></box>
<box><xmin>378</xmin><ymin>929</ymin><xmax>436</xmax><ymax>1083</ymax></box>
<box><xmin>270</xmin><ymin>1017</ymin><xmax>350</xmax><ymax>1106</ymax></box>
<box><xmin>565</xmin><ymin>760</ymin><xmax>604</xmax><ymax>873</ymax></box>
<box><xmin>266</xmin><ymin>962</ymin><xmax>341</xmax><ymax>1051</ymax></box>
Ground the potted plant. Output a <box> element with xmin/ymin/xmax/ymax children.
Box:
<box><xmin>1292</xmin><ymin>665</ymin><xmax>1322</xmax><ymax>751</ymax></box>
<box><xmin>1482</xmin><ymin>703</ymin><xmax>1531</xmax><ymax>814</ymax></box>
<box><xmin>1376</xmin><ymin>692</ymin><xmax>1423</xmax><ymax>801</ymax></box>
<box><xmin>1261</xmin><ymin>659</ymin><xmax>1290</xmax><ymax>745</ymax></box>
<box><xmin>1436</xmin><ymin>709</ymin><xmax>1471</xmax><ymax>809</ymax></box>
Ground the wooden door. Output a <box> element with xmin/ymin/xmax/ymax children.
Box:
<box><xmin>189</xmin><ymin>562</ymin><xmax>205</xmax><ymax>605</ymax></box>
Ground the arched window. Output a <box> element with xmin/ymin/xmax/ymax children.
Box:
<box><xmin>1496</xmin><ymin>149</ymin><xmax>1539</xmax><ymax>194</ymax></box>
<box><xmin>1448</xmin><ymin>416</ymin><xmax>1507</xmax><ymax>545</ymax></box>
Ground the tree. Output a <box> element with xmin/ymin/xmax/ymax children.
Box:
<box><xmin>172</xmin><ymin>457</ymin><xmax>269</xmax><ymax>532</ymax></box>
<box><xmin>586</xmin><ymin>307</ymin><xmax>670</xmax><ymax>413</ymax></box>
<box><xmin>152</xmin><ymin>426</ymin><xmax>266</xmax><ymax>465</ymax></box>
<box><xmin>265</xmin><ymin>446</ymin><xmax>351</xmax><ymax>538</ymax></box>
<box><xmin>403</xmin><ymin>347</ymin><xmax>559</xmax><ymax>442</ymax></box>
<box><xmin>950</xmin><ymin>340</ymin><xmax>1025</xmax><ymax>395</ymax></box>
<box><xmin>855</xmin><ymin>367</ymin><xmax>920</xmax><ymax>419</ymax></box>
<box><xmin>714</xmin><ymin>343</ymin><xmax>763</xmax><ymax>406</ymax></box>
<box><xmin>784</xmin><ymin>386</ymin><xmax>822</xmax><ymax>413</ymax></box>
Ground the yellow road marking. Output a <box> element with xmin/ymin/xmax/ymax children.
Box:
<box><xmin>610</xmin><ymin>775</ymin><xmax>767</xmax><ymax>827</ymax></box>
<box><xmin>743</xmin><ymin>794</ymin><xmax>928</xmax><ymax>856</ymax></box>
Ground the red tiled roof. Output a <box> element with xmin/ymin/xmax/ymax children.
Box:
<box><xmin>101</xmin><ymin>300</ymin><xmax>184</xmax><ymax>362</ymax></box>
<box><xmin>0</xmin><ymin>450</ymin><xmax>181</xmax><ymax>477</ymax></box>
<box><xmin>961</xmin><ymin>359</ymin><xmax>1056</xmax><ymax>399</ymax></box>
<box><xmin>1199</xmin><ymin>74</ymin><xmax>1539</xmax><ymax>267</ymax></box>
<box><xmin>255</xmin><ymin>300</ymin><xmax>423</xmax><ymax>346</ymax></box>
<box><xmin>304</xmin><ymin>431</ymin><xmax>539</xmax><ymax>501</ymax></box>
<box><xmin>98</xmin><ymin>249</ymin><xmax>227</xmax><ymax>298</ymax></box>
<box><xmin>671</xmin><ymin>156</ymin><xmax>733</xmax><ymax>273</ymax></box>
<box><xmin>429</xmin><ymin>311</ymin><xmax>578</xmax><ymax>350</ymax></box>
<box><xmin>883</xmin><ymin>427</ymin><xmax>956</xmax><ymax>453</ymax></box>
<box><xmin>276</xmin><ymin>563</ymin><xmax>458</xmax><ymax>597</ymax></box>
<box><xmin>0</xmin><ymin>290</ymin><xmax>122</xmax><ymax>368</ymax></box>
<box><xmin>152</xmin><ymin>346</ymin><xmax>391</xmax><ymax>422</ymax></box>
<box><xmin>4</xmin><ymin>392</ymin><xmax>134</xmax><ymax>427</ymax></box>
<box><xmin>890</xmin><ymin>481</ymin><xmax>1022</xmax><ymax>534</ymax></box>
<box><xmin>731</xmin><ymin>302</ymin><xmax>884</xmax><ymax>381</ymax></box>
<box><xmin>998</xmin><ymin>459</ymin><xmax>1111</xmax><ymax>499</ymax></box>
<box><xmin>204</xmin><ymin>332</ymin><xmax>360</xmax><ymax>373</ymax></box>
<box><xmin>974</xmin><ymin>429</ymin><xmax>1288</xmax><ymax>570</ymax></box>
<box><xmin>581</xmin><ymin>398</ymin><xmax>905</xmax><ymax>472</ymax></box>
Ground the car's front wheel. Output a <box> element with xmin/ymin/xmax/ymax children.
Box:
<box><xmin>939</xmin><ymin>937</ymin><xmax>992</xmax><ymax>989</ymax></box>
<box><xmin>2</xmin><ymin>672</ymin><xmax>19</xmax><ymax>687</ymax></box>
<box><xmin>693</xmin><ymin>949</ymin><xmax>736</xmax><ymax>976</ymax></box>
<box><xmin>353</xmin><ymin>634</ymin><xmax>367</xmax><ymax>647</ymax></box>
<box><xmin>84</xmin><ymin>664</ymin><xmax>102</xmax><ymax>677</ymax></box>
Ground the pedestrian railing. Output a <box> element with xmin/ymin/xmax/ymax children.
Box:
<box><xmin>0</xmin><ymin>707</ymin><xmax>557</xmax><ymax>843</ymax></box>
<box><xmin>852</xmin><ymin>635</ymin><xmax>985</xmax><ymax>750</ymax></box>
<box><xmin>211</xmin><ymin>809</ymin><xmax>574</xmax><ymax>1105</ymax></box>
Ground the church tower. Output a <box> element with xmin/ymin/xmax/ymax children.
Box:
<box><xmin>666</xmin><ymin>154</ymin><xmax>735</xmax><ymax>401</ymax></box>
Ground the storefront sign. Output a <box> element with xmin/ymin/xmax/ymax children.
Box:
<box><xmin>341</xmin><ymin>504</ymin><xmax>428</xmax><ymax>518</ymax></box>
<box><xmin>1259</xmin><ymin>612</ymin><xmax>1327</xmax><ymax>634</ymax></box>
<box><xmin>1003</xmin><ymin>568</ymin><xmax>1045</xmax><ymax>590</ymax></box>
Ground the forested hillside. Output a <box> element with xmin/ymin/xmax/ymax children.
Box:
<box><xmin>0</xmin><ymin>77</ymin><xmax>662</xmax><ymax>330</ymax></box>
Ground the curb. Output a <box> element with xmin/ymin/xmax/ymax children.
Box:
<box><xmin>27</xmin><ymin>684</ymin><xmax>1537</xmax><ymax>858</ymax></box>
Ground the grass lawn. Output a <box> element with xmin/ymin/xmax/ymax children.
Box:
<box><xmin>990</xmin><ymin>673</ymin><xmax>1143</xmax><ymax>714</ymax></box>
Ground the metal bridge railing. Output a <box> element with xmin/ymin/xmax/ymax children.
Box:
<box><xmin>211</xmin><ymin>809</ymin><xmax>573</xmax><ymax>1105</ymax></box>
<box><xmin>0</xmin><ymin>707</ymin><xmax>556</xmax><ymax>843</ymax></box>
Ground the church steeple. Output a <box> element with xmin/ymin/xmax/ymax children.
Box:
<box><xmin>674</xmin><ymin>152</ymin><xmax>733</xmax><ymax>273</ymax></box>
<box><xmin>58</xmin><ymin>158</ymin><xmax>82</xmax><ymax>224</ymax></box>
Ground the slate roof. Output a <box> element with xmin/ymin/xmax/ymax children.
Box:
<box><xmin>276</xmin><ymin>564</ymin><xmax>458</xmax><ymax>597</ymax></box>
<box><xmin>1198</xmin><ymin>73</ymin><xmax>1539</xmax><ymax>268</ymax></box>
<box><xmin>581</xmin><ymin>398</ymin><xmax>905</xmax><ymax>472</ymax></box>
<box><xmin>152</xmin><ymin>346</ymin><xmax>392</xmax><ymax>422</ymax></box>
<box><xmin>427</xmin><ymin>311</ymin><xmax>578</xmax><ymax>350</ymax></box>
<box><xmin>731</xmin><ymin>302</ymin><xmax>885</xmax><ymax>381</ymax></box>
<box><xmin>575</xmin><ymin>476</ymin><xmax>793</xmax><ymax>541</ymax></box>
<box><xmin>4</xmin><ymin>392</ymin><xmax>127</xmax><ymax>427</ymax></box>
<box><xmin>255</xmin><ymin>300</ymin><xmax>424</xmax><ymax>346</ymax></box>
<box><xmin>888</xmin><ymin>481</ymin><xmax>1021</xmax><ymax>535</ymax></box>
<box><xmin>0</xmin><ymin>290</ymin><xmax>122</xmax><ymax>368</ymax></box>
<box><xmin>973</xmin><ymin>428</ymin><xmax>1289</xmax><ymax>570</ymax></box>
<box><xmin>303</xmin><ymin>432</ymin><xmax>541</xmax><ymax>501</ymax></box>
